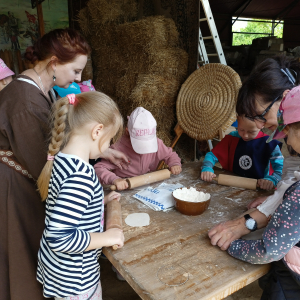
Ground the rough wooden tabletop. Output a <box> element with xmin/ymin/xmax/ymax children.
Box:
<box><xmin>103</xmin><ymin>162</ymin><xmax>271</xmax><ymax>300</ymax></box>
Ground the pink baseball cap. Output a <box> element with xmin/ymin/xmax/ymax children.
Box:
<box><xmin>127</xmin><ymin>107</ymin><xmax>158</xmax><ymax>154</ymax></box>
<box><xmin>0</xmin><ymin>59</ymin><xmax>14</xmax><ymax>81</ymax></box>
<box><xmin>268</xmin><ymin>85</ymin><xmax>300</xmax><ymax>142</ymax></box>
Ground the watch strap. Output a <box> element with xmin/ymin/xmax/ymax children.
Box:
<box><xmin>244</xmin><ymin>214</ymin><xmax>251</xmax><ymax>221</ymax></box>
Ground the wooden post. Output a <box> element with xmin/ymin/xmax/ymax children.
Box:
<box><xmin>37</xmin><ymin>3</ymin><xmax>45</xmax><ymax>37</ymax></box>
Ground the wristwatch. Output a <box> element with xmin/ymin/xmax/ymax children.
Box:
<box><xmin>244</xmin><ymin>214</ymin><xmax>257</xmax><ymax>232</ymax></box>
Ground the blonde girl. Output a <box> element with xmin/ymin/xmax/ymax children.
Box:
<box><xmin>36</xmin><ymin>91</ymin><xmax>124</xmax><ymax>300</ymax></box>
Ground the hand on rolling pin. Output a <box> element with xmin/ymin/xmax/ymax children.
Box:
<box><xmin>201</xmin><ymin>171</ymin><xmax>216</xmax><ymax>182</ymax></box>
<box><xmin>113</xmin><ymin>178</ymin><xmax>129</xmax><ymax>191</ymax></box>
<box><xmin>104</xmin><ymin>228</ymin><xmax>124</xmax><ymax>249</ymax></box>
<box><xmin>104</xmin><ymin>191</ymin><xmax>121</xmax><ymax>205</ymax></box>
<box><xmin>170</xmin><ymin>165</ymin><xmax>182</xmax><ymax>175</ymax></box>
<box><xmin>257</xmin><ymin>179</ymin><xmax>274</xmax><ymax>191</ymax></box>
<box><xmin>85</xmin><ymin>229</ymin><xmax>124</xmax><ymax>251</ymax></box>
<box><xmin>247</xmin><ymin>196</ymin><xmax>268</xmax><ymax>209</ymax></box>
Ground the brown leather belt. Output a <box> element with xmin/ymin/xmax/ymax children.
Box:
<box><xmin>0</xmin><ymin>150</ymin><xmax>34</xmax><ymax>180</ymax></box>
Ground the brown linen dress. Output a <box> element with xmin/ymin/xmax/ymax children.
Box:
<box><xmin>0</xmin><ymin>75</ymin><xmax>54</xmax><ymax>300</ymax></box>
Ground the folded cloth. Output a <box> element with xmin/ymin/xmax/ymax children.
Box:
<box><xmin>133</xmin><ymin>183</ymin><xmax>184</xmax><ymax>211</ymax></box>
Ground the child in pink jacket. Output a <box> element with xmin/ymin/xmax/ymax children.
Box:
<box><xmin>94</xmin><ymin>107</ymin><xmax>182</xmax><ymax>190</ymax></box>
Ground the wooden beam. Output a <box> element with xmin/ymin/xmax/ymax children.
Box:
<box><xmin>232</xmin><ymin>0</ymin><xmax>253</xmax><ymax>25</ymax></box>
<box><xmin>37</xmin><ymin>3</ymin><xmax>45</xmax><ymax>37</ymax></box>
<box><xmin>273</xmin><ymin>0</ymin><xmax>300</xmax><ymax>28</ymax></box>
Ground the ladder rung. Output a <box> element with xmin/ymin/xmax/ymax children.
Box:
<box><xmin>203</xmin><ymin>36</ymin><xmax>213</xmax><ymax>40</ymax></box>
<box><xmin>207</xmin><ymin>53</ymin><xmax>218</xmax><ymax>57</ymax></box>
<box><xmin>199</xmin><ymin>18</ymin><xmax>207</xmax><ymax>22</ymax></box>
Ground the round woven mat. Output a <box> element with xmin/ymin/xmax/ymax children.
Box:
<box><xmin>176</xmin><ymin>64</ymin><xmax>242</xmax><ymax>141</ymax></box>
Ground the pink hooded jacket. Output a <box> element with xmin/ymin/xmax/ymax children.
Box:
<box><xmin>94</xmin><ymin>134</ymin><xmax>181</xmax><ymax>185</ymax></box>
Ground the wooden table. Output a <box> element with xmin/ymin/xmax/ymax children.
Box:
<box><xmin>103</xmin><ymin>162</ymin><xmax>271</xmax><ymax>300</ymax></box>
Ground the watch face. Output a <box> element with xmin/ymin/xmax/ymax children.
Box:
<box><xmin>246</xmin><ymin>218</ymin><xmax>256</xmax><ymax>230</ymax></box>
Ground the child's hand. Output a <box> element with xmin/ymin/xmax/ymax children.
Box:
<box><xmin>104</xmin><ymin>191</ymin><xmax>121</xmax><ymax>205</ymax></box>
<box><xmin>113</xmin><ymin>178</ymin><xmax>129</xmax><ymax>190</ymax></box>
<box><xmin>103</xmin><ymin>228</ymin><xmax>124</xmax><ymax>249</ymax></box>
<box><xmin>247</xmin><ymin>196</ymin><xmax>268</xmax><ymax>209</ymax></box>
<box><xmin>170</xmin><ymin>165</ymin><xmax>182</xmax><ymax>175</ymax></box>
<box><xmin>257</xmin><ymin>179</ymin><xmax>274</xmax><ymax>190</ymax></box>
<box><xmin>201</xmin><ymin>171</ymin><xmax>216</xmax><ymax>182</ymax></box>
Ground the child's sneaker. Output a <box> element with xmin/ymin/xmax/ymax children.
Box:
<box><xmin>112</xmin><ymin>266</ymin><xmax>126</xmax><ymax>281</ymax></box>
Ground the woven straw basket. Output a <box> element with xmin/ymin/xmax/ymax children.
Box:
<box><xmin>176</xmin><ymin>64</ymin><xmax>242</xmax><ymax>141</ymax></box>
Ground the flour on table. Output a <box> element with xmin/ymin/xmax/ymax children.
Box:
<box><xmin>125</xmin><ymin>213</ymin><xmax>150</xmax><ymax>227</ymax></box>
<box><xmin>173</xmin><ymin>187</ymin><xmax>210</xmax><ymax>202</ymax></box>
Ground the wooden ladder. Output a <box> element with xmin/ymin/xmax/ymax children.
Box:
<box><xmin>198</xmin><ymin>0</ymin><xmax>226</xmax><ymax>66</ymax></box>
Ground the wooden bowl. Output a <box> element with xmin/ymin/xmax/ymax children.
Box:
<box><xmin>172</xmin><ymin>188</ymin><xmax>211</xmax><ymax>216</ymax></box>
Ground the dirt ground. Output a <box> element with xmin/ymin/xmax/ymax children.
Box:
<box><xmin>100</xmin><ymin>257</ymin><xmax>263</xmax><ymax>300</ymax></box>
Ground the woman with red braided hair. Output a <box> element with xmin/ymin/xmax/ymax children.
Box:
<box><xmin>0</xmin><ymin>28</ymin><xmax>129</xmax><ymax>300</ymax></box>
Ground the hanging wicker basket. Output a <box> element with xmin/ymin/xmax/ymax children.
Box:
<box><xmin>176</xmin><ymin>63</ymin><xmax>242</xmax><ymax>141</ymax></box>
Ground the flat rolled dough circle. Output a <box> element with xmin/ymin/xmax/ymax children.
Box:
<box><xmin>125</xmin><ymin>213</ymin><xmax>150</xmax><ymax>227</ymax></box>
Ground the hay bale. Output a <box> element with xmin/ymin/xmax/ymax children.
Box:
<box><xmin>81</xmin><ymin>54</ymin><xmax>93</xmax><ymax>81</ymax></box>
<box><xmin>149</xmin><ymin>48</ymin><xmax>188</xmax><ymax>81</ymax></box>
<box><xmin>77</xmin><ymin>7</ymin><xmax>91</xmax><ymax>37</ymax></box>
<box><xmin>174</xmin><ymin>133</ymin><xmax>195</xmax><ymax>162</ymax></box>
<box><xmin>87</xmin><ymin>0</ymin><xmax>137</xmax><ymax>26</ymax></box>
<box><xmin>116</xmin><ymin>16</ymin><xmax>179</xmax><ymax>54</ymax></box>
<box><xmin>89</xmin><ymin>24</ymin><xmax>118</xmax><ymax>49</ymax></box>
<box><xmin>78</xmin><ymin>8</ymin><xmax>191</xmax><ymax>161</ymax></box>
<box><xmin>162</xmin><ymin>17</ymin><xmax>179</xmax><ymax>48</ymax></box>
<box><xmin>115</xmin><ymin>72</ymin><xmax>139</xmax><ymax>100</ymax></box>
<box><xmin>129</xmin><ymin>74</ymin><xmax>181</xmax><ymax>107</ymax></box>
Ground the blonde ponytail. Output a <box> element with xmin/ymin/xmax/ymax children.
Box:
<box><xmin>38</xmin><ymin>91</ymin><xmax>123</xmax><ymax>201</ymax></box>
<box><xmin>37</xmin><ymin>97</ymin><xmax>70</xmax><ymax>200</ymax></box>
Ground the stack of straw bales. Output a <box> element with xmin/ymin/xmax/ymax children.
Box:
<box><xmin>78</xmin><ymin>0</ymin><xmax>191</xmax><ymax>159</ymax></box>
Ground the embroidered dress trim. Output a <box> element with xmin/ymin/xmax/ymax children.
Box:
<box><xmin>0</xmin><ymin>150</ymin><xmax>34</xmax><ymax>180</ymax></box>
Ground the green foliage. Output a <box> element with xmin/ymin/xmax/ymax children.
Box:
<box><xmin>232</xmin><ymin>19</ymin><xmax>284</xmax><ymax>46</ymax></box>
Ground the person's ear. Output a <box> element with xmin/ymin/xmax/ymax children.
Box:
<box><xmin>92</xmin><ymin>124</ymin><xmax>104</xmax><ymax>141</ymax></box>
<box><xmin>50</xmin><ymin>56</ymin><xmax>58</xmax><ymax>71</ymax></box>
<box><xmin>282</xmin><ymin>89</ymin><xmax>290</xmax><ymax>99</ymax></box>
<box><xmin>2</xmin><ymin>78</ymin><xmax>8</xmax><ymax>85</ymax></box>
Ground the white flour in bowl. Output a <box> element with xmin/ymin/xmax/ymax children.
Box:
<box><xmin>173</xmin><ymin>187</ymin><xmax>210</xmax><ymax>202</ymax></box>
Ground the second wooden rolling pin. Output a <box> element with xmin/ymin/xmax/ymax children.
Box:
<box><xmin>109</xmin><ymin>169</ymin><xmax>171</xmax><ymax>190</ymax></box>
<box><xmin>106</xmin><ymin>199</ymin><xmax>122</xmax><ymax>250</ymax></box>
<box><xmin>212</xmin><ymin>174</ymin><xmax>258</xmax><ymax>190</ymax></box>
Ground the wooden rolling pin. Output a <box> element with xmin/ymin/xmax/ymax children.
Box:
<box><xmin>106</xmin><ymin>199</ymin><xmax>122</xmax><ymax>250</ymax></box>
<box><xmin>212</xmin><ymin>174</ymin><xmax>258</xmax><ymax>190</ymax></box>
<box><xmin>109</xmin><ymin>169</ymin><xmax>171</xmax><ymax>190</ymax></box>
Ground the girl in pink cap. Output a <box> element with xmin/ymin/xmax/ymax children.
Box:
<box><xmin>0</xmin><ymin>58</ymin><xmax>14</xmax><ymax>91</ymax></box>
<box><xmin>94</xmin><ymin>107</ymin><xmax>182</xmax><ymax>190</ymax></box>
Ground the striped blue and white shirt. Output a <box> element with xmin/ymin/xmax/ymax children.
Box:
<box><xmin>37</xmin><ymin>152</ymin><xmax>104</xmax><ymax>298</ymax></box>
